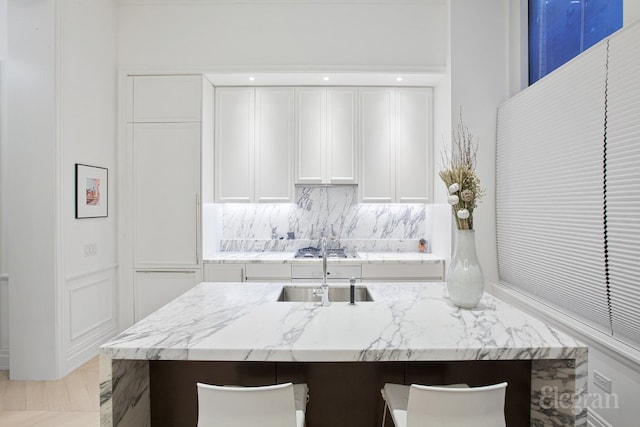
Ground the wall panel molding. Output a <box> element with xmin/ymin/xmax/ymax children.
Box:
<box><xmin>68</xmin><ymin>277</ymin><xmax>114</xmax><ymax>340</ymax></box>
<box><xmin>66</xmin><ymin>264</ymin><xmax>118</xmax><ymax>283</ymax></box>
<box><xmin>588</xmin><ymin>408</ymin><xmax>614</xmax><ymax>427</ymax></box>
<box><xmin>64</xmin><ymin>266</ymin><xmax>118</xmax><ymax>375</ymax></box>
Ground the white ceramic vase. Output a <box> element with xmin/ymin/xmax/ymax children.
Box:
<box><xmin>447</xmin><ymin>229</ymin><xmax>484</xmax><ymax>309</ymax></box>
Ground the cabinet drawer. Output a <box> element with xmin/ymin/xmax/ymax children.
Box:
<box><xmin>361</xmin><ymin>262</ymin><xmax>444</xmax><ymax>281</ymax></box>
<box><xmin>244</xmin><ymin>263</ymin><xmax>292</xmax><ymax>281</ymax></box>
<box><xmin>204</xmin><ymin>264</ymin><xmax>244</xmax><ymax>282</ymax></box>
<box><xmin>291</xmin><ymin>265</ymin><xmax>362</xmax><ymax>280</ymax></box>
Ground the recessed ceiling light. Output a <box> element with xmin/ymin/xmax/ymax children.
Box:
<box><xmin>323</xmin><ymin>76</ymin><xmax>330</xmax><ymax>81</ymax></box>
<box><xmin>396</xmin><ymin>77</ymin><xmax>403</xmax><ymax>82</ymax></box>
<box><xmin>248</xmin><ymin>76</ymin><xmax>255</xmax><ymax>81</ymax></box>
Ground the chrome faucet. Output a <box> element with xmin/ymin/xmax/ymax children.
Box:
<box><xmin>316</xmin><ymin>236</ymin><xmax>330</xmax><ymax>306</ymax></box>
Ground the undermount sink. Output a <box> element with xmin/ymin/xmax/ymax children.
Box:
<box><xmin>277</xmin><ymin>285</ymin><xmax>374</xmax><ymax>303</ymax></box>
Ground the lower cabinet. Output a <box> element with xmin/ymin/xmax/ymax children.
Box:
<box><xmin>361</xmin><ymin>262</ymin><xmax>444</xmax><ymax>282</ymax></box>
<box><xmin>204</xmin><ymin>263</ymin><xmax>292</xmax><ymax>282</ymax></box>
<box><xmin>244</xmin><ymin>264</ymin><xmax>292</xmax><ymax>282</ymax></box>
<box><xmin>203</xmin><ymin>264</ymin><xmax>245</xmax><ymax>282</ymax></box>
<box><xmin>134</xmin><ymin>270</ymin><xmax>200</xmax><ymax>321</ymax></box>
<box><xmin>204</xmin><ymin>261</ymin><xmax>445</xmax><ymax>283</ymax></box>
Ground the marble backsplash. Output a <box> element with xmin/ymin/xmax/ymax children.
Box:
<box><xmin>209</xmin><ymin>185</ymin><xmax>431</xmax><ymax>253</ymax></box>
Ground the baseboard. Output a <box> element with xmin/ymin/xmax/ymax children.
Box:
<box><xmin>64</xmin><ymin>265</ymin><xmax>119</xmax><ymax>375</ymax></box>
<box><xmin>588</xmin><ymin>408</ymin><xmax>613</xmax><ymax>427</ymax></box>
<box><xmin>0</xmin><ymin>349</ymin><xmax>8</xmax><ymax>370</ymax></box>
<box><xmin>0</xmin><ymin>274</ymin><xmax>8</xmax><ymax>371</ymax></box>
<box><xmin>64</xmin><ymin>325</ymin><xmax>118</xmax><ymax>375</ymax></box>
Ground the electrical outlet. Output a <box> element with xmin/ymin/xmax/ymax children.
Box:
<box><xmin>593</xmin><ymin>370</ymin><xmax>612</xmax><ymax>393</ymax></box>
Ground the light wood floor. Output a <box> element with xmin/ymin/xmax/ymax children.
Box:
<box><xmin>0</xmin><ymin>357</ymin><xmax>99</xmax><ymax>427</ymax></box>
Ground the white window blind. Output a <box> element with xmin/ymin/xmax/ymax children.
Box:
<box><xmin>496</xmin><ymin>43</ymin><xmax>611</xmax><ymax>333</ymax></box>
<box><xmin>605</xmin><ymin>22</ymin><xmax>640</xmax><ymax>345</ymax></box>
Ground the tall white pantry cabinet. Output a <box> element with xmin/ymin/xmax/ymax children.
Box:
<box><xmin>125</xmin><ymin>75</ymin><xmax>214</xmax><ymax>321</ymax></box>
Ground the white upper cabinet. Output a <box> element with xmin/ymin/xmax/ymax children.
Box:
<box><xmin>295</xmin><ymin>88</ymin><xmax>357</xmax><ymax>184</ymax></box>
<box><xmin>360</xmin><ymin>88</ymin><xmax>394</xmax><ymax>202</ymax></box>
<box><xmin>327</xmin><ymin>88</ymin><xmax>358</xmax><ymax>183</ymax></box>
<box><xmin>255</xmin><ymin>88</ymin><xmax>295</xmax><ymax>202</ymax></box>
<box><xmin>214</xmin><ymin>85</ymin><xmax>431</xmax><ymax>204</ymax></box>
<box><xmin>359</xmin><ymin>87</ymin><xmax>432</xmax><ymax>203</ymax></box>
<box><xmin>395</xmin><ymin>88</ymin><xmax>432</xmax><ymax>203</ymax></box>
<box><xmin>215</xmin><ymin>87</ymin><xmax>254</xmax><ymax>203</ymax></box>
<box><xmin>132</xmin><ymin>75</ymin><xmax>203</xmax><ymax>123</ymax></box>
<box><xmin>215</xmin><ymin>87</ymin><xmax>294</xmax><ymax>203</ymax></box>
<box><xmin>295</xmin><ymin>88</ymin><xmax>325</xmax><ymax>183</ymax></box>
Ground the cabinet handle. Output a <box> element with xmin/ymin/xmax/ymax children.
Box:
<box><xmin>195</xmin><ymin>194</ymin><xmax>200</xmax><ymax>264</ymax></box>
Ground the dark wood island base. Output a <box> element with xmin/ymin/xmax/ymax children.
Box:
<box><xmin>149</xmin><ymin>360</ymin><xmax>532</xmax><ymax>426</ymax></box>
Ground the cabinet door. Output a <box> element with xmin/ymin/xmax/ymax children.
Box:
<box><xmin>133</xmin><ymin>123</ymin><xmax>200</xmax><ymax>268</ymax></box>
<box><xmin>395</xmin><ymin>88</ymin><xmax>432</xmax><ymax>203</ymax></box>
<box><xmin>132</xmin><ymin>75</ymin><xmax>202</xmax><ymax>123</ymax></box>
<box><xmin>361</xmin><ymin>262</ymin><xmax>444</xmax><ymax>281</ymax></box>
<box><xmin>359</xmin><ymin>88</ymin><xmax>395</xmax><ymax>202</ymax></box>
<box><xmin>134</xmin><ymin>271</ymin><xmax>199</xmax><ymax>321</ymax></box>
<box><xmin>215</xmin><ymin>88</ymin><xmax>254</xmax><ymax>202</ymax></box>
<box><xmin>295</xmin><ymin>88</ymin><xmax>326</xmax><ymax>184</ymax></box>
<box><xmin>255</xmin><ymin>88</ymin><xmax>294</xmax><ymax>202</ymax></box>
<box><xmin>327</xmin><ymin>88</ymin><xmax>358</xmax><ymax>184</ymax></box>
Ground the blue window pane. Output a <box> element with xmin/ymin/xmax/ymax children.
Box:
<box><xmin>583</xmin><ymin>0</ymin><xmax>624</xmax><ymax>48</ymax></box>
<box><xmin>529</xmin><ymin>0</ymin><xmax>623</xmax><ymax>85</ymax></box>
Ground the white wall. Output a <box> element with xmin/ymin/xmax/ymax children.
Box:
<box><xmin>5</xmin><ymin>0</ymin><xmax>118</xmax><ymax>380</ymax></box>
<box><xmin>6</xmin><ymin>0</ymin><xmax>60</xmax><ymax>380</ymax></box>
<box><xmin>117</xmin><ymin>0</ymin><xmax>448</xmax><ymax>72</ymax></box>
<box><xmin>588</xmin><ymin>345</ymin><xmax>640</xmax><ymax>427</ymax></box>
<box><xmin>0</xmin><ymin>0</ymin><xmax>8</xmax><ymax>369</ymax></box>
<box><xmin>60</xmin><ymin>0</ymin><xmax>118</xmax><ymax>375</ymax></box>
<box><xmin>450</xmin><ymin>0</ymin><xmax>510</xmax><ymax>286</ymax></box>
<box><xmin>0</xmin><ymin>62</ymin><xmax>7</xmax><ymax>369</ymax></box>
<box><xmin>625</xmin><ymin>0</ymin><xmax>640</xmax><ymax>26</ymax></box>
<box><xmin>0</xmin><ymin>0</ymin><xmax>6</xmax><ymax>60</ymax></box>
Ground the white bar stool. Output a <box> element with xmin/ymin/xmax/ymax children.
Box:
<box><xmin>197</xmin><ymin>382</ymin><xmax>309</xmax><ymax>427</ymax></box>
<box><xmin>380</xmin><ymin>382</ymin><xmax>507</xmax><ymax>427</ymax></box>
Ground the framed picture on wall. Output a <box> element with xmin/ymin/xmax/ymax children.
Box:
<box><xmin>75</xmin><ymin>163</ymin><xmax>108</xmax><ymax>218</ymax></box>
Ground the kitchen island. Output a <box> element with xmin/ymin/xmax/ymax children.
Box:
<box><xmin>100</xmin><ymin>282</ymin><xmax>587</xmax><ymax>426</ymax></box>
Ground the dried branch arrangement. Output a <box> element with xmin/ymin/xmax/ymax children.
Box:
<box><xmin>439</xmin><ymin>110</ymin><xmax>484</xmax><ymax>230</ymax></box>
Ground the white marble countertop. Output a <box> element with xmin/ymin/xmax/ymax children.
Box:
<box><xmin>100</xmin><ymin>282</ymin><xmax>585</xmax><ymax>362</ymax></box>
<box><xmin>204</xmin><ymin>251</ymin><xmax>444</xmax><ymax>264</ymax></box>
